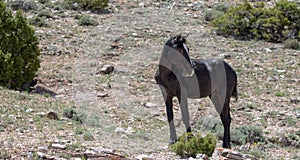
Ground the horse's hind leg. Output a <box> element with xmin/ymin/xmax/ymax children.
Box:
<box><xmin>220</xmin><ymin>99</ymin><xmax>231</xmax><ymax>148</ymax></box>
<box><xmin>210</xmin><ymin>93</ymin><xmax>231</xmax><ymax>148</ymax></box>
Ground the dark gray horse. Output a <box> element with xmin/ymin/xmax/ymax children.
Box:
<box><xmin>155</xmin><ymin>35</ymin><xmax>237</xmax><ymax>148</ymax></box>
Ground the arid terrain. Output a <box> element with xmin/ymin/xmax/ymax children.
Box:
<box><xmin>0</xmin><ymin>0</ymin><xmax>299</xmax><ymax>159</ymax></box>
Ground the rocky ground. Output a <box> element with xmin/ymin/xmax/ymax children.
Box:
<box><xmin>0</xmin><ymin>0</ymin><xmax>299</xmax><ymax>159</ymax></box>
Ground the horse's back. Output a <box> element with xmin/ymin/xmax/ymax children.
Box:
<box><xmin>190</xmin><ymin>58</ymin><xmax>237</xmax><ymax>98</ymax></box>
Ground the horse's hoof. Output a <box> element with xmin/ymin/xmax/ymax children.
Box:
<box><xmin>168</xmin><ymin>139</ymin><xmax>177</xmax><ymax>145</ymax></box>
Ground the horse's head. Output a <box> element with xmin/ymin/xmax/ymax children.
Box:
<box><xmin>165</xmin><ymin>34</ymin><xmax>191</xmax><ymax>64</ymax></box>
<box><xmin>161</xmin><ymin>34</ymin><xmax>194</xmax><ymax>77</ymax></box>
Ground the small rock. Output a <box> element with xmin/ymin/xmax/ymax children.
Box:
<box><xmin>267</xmin><ymin>77</ymin><xmax>276</xmax><ymax>82</ymax></box>
<box><xmin>136</xmin><ymin>154</ymin><xmax>151</xmax><ymax>160</ymax></box>
<box><xmin>220</xmin><ymin>53</ymin><xmax>231</xmax><ymax>59</ymax></box>
<box><xmin>37</xmin><ymin>152</ymin><xmax>46</xmax><ymax>159</ymax></box>
<box><xmin>32</xmin><ymin>84</ymin><xmax>56</xmax><ymax>97</ymax></box>
<box><xmin>132</xmin><ymin>32</ymin><xmax>138</xmax><ymax>36</ymax></box>
<box><xmin>46</xmin><ymin>111</ymin><xmax>59</xmax><ymax>120</ymax></box>
<box><xmin>264</xmin><ymin>48</ymin><xmax>272</xmax><ymax>53</ymax></box>
<box><xmin>121</xmin><ymin>134</ymin><xmax>128</xmax><ymax>139</ymax></box>
<box><xmin>51</xmin><ymin>143</ymin><xmax>66</xmax><ymax>150</ymax></box>
<box><xmin>97</xmin><ymin>92</ymin><xmax>109</xmax><ymax>98</ymax></box>
<box><xmin>196</xmin><ymin>154</ymin><xmax>209</xmax><ymax>160</ymax></box>
<box><xmin>88</xmin><ymin>147</ymin><xmax>115</xmax><ymax>154</ymax></box>
<box><xmin>28</xmin><ymin>152</ymin><xmax>33</xmax><ymax>160</ymax></box>
<box><xmin>85</xmin><ymin>148</ymin><xmax>96</xmax><ymax>154</ymax></box>
<box><xmin>138</xmin><ymin>2</ymin><xmax>145</xmax><ymax>7</ymax></box>
<box><xmin>38</xmin><ymin>146</ymin><xmax>48</xmax><ymax>153</ymax></box>
<box><xmin>115</xmin><ymin>127</ymin><xmax>126</xmax><ymax>134</ymax></box>
<box><xmin>126</xmin><ymin>127</ymin><xmax>135</xmax><ymax>134</ymax></box>
<box><xmin>144</xmin><ymin>102</ymin><xmax>157</xmax><ymax>108</ymax></box>
<box><xmin>35</xmin><ymin>112</ymin><xmax>46</xmax><ymax>117</ymax></box>
<box><xmin>54</xmin><ymin>139</ymin><xmax>70</xmax><ymax>144</ymax></box>
<box><xmin>98</xmin><ymin>65</ymin><xmax>114</xmax><ymax>75</ymax></box>
<box><xmin>217</xmin><ymin>148</ymin><xmax>258</xmax><ymax>160</ymax></box>
<box><xmin>231</xmin><ymin>48</ymin><xmax>239</xmax><ymax>52</ymax></box>
<box><xmin>290</xmin><ymin>99</ymin><xmax>299</xmax><ymax>104</ymax></box>
<box><xmin>26</xmin><ymin>108</ymin><xmax>33</xmax><ymax>113</ymax></box>
<box><xmin>279</xmin><ymin>136</ymin><xmax>291</xmax><ymax>147</ymax></box>
<box><xmin>277</xmin><ymin>69</ymin><xmax>286</xmax><ymax>73</ymax></box>
<box><xmin>36</xmin><ymin>152</ymin><xmax>56</xmax><ymax>159</ymax></box>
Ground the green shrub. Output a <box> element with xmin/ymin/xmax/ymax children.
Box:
<box><xmin>204</xmin><ymin>3</ymin><xmax>231</xmax><ymax>22</ymax></box>
<box><xmin>77</xmin><ymin>15</ymin><xmax>98</xmax><ymax>26</ymax></box>
<box><xmin>0</xmin><ymin>1</ymin><xmax>40</xmax><ymax>90</ymax></box>
<box><xmin>83</xmin><ymin>131</ymin><xmax>94</xmax><ymax>141</ymax></box>
<box><xmin>214</xmin><ymin>3</ymin><xmax>231</xmax><ymax>13</ymax></box>
<box><xmin>247</xmin><ymin>147</ymin><xmax>268</xmax><ymax>158</ymax></box>
<box><xmin>28</xmin><ymin>17</ymin><xmax>49</xmax><ymax>27</ymax></box>
<box><xmin>75</xmin><ymin>126</ymin><xmax>86</xmax><ymax>135</ymax></box>
<box><xmin>38</xmin><ymin>9</ymin><xmax>54</xmax><ymax>18</ymax></box>
<box><xmin>284</xmin><ymin>39</ymin><xmax>300</xmax><ymax>50</ymax></box>
<box><xmin>211</xmin><ymin>0</ymin><xmax>300</xmax><ymax>42</ymax></box>
<box><xmin>170</xmin><ymin>132</ymin><xmax>217</xmax><ymax>158</ymax></box>
<box><xmin>231</xmin><ymin>125</ymin><xmax>265</xmax><ymax>145</ymax></box>
<box><xmin>204</xmin><ymin>9</ymin><xmax>224</xmax><ymax>22</ymax></box>
<box><xmin>63</xmin><ymin>107</ymin><xmax>77</xmax><ymax>119</ymax></box>
<box><xmin>64</xmin><ymin>0</ymin><xmax>109</xmax><ymax>11</ymax></box>
<box><xmin>197</xmin><ymin>116</ymin><xmax>223</xmax><ymax>136</ymax></box>
<box><xmin>8</xmin><ymin>1</ymin><xmax>38</xmax><ymax>11</ymax></box>
<box><xmin>38</xmin><ymin>0</ymin><xmax>50</xmax><ymax>4</ymax></box>
<box><xmin>0</xmin><ymin>151</ymin><xmax>11</xmax><ymax>159</ymax></box>
<box><xmin>63</xmin><ymin>107</ymin><xmax>87</xmax><ymax>123</ymax></box>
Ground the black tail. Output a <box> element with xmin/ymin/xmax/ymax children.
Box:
<box><xmin>232</xmin><ymin>82</ymin><xmax>238</xmax><ymax>101</ymax></box>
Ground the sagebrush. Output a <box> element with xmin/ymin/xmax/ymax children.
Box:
<box><xmin>170</xmin><ymin>132</ymin><xmax>216</xmax><ymax>158</ymax></box>
<box><xmin>211</xmin><ymin>0</ymin><xmax>300</xmax><ymax>42</ymax></box>
<box><xmin>65</xmin><ymin>0</ymin><xmax>109</xmax><ymax>11</ymax></box>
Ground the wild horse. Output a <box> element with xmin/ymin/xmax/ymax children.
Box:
<box><xmin>155</xmin><ymin>35</ymin><xmax>237</xmax><ymax>148</ymax></box>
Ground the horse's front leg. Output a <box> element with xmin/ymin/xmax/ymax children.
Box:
<box><xmin>178</xmin><ymin>95</ymin><xmax>191</xmax><ymax>133</ymax></box>
<box><xmin>165</xmin><ymin>95</ymin><xmax>177</xmax><ymax>144</ymax></box>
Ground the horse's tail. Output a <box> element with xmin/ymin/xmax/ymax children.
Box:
<box><xmin>231</xmin><ymin>70</ymin><xmax>238</xmax><ymax>101</ymax></box>
<box><xmin>232</xmin><ymin>82</ymin><xmax>238</xmax><ymax>101</ymax></box>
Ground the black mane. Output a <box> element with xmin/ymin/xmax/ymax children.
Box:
<box><xmin>165</xmin><ymin>35</ymin><xmax>187</xmax><ymax>49</ymax></box>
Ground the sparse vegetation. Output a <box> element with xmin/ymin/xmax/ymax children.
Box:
<box><xmin>284</xmin><ymin>39</ymin><xmax>300</xmax><ymax>50</ymax></box>
<box><xmin>83</xmin><ymin>131</ymin><xmax>94</xmax><ymax>141</ymax></box>
<box><xmin>28</xmin><ymin>17</ymin><xmax>49</xmax><ymax>27</ymax></box>
<box><xmin>170</xmin><ymin>132</ymin><xmax>217</xmax><ymax>158</ymax></box>
<box><xmin>64</xmin><ymin>0</ymin><xmax>109</xmax><ymax>11</ymax></box>
<box><xmin>204</xmin><ymin>3</ymin><xmax>230</xmax><ymax>22</ymax></box>
<box><xmin>231</xmin><ymin>125</ymin><xmax>265</xmax><ymax>145</ymax></box>
<box><xmin>285</xmin><ymin>116</ymin><xmax>297</xmax><ymax>126</ymax></box>
<box><xmin>8</xmin><ymin>0</ymin><xmax>38</xmax><ymax>11</ymax></box>
<box><xmin>38</xmin><ymin>9</ymin><xmax>54</xmax><ymax>19</ymax></box>
<box><xmin>247</xmin><ymin>147</ymin><xmax>268</xmax><ymax>158</ymax></box>
<box><xmin>0</xmin><ymin>151</ymin><xmax>11</xmax><ymax>159</ymax></box>
<box><xmin>77</xmin><ymin>15</ymin><xmax>99</xmax><ymax>26</ymax></box>
<box><xmin>63</xmin><ymin>107</ymin><xmax>87</xmax><ymax>123</ymax></box>
<box><xmin>204</xmin><ymin>9</ymin><xmax>224</xmax><ymax>22</ymax></box>
<box><xmin>75</xmin><ymin>126</ymin><xmax>86</xmax><ymax>134</ymax></box>
<box><xmin>0</xmin><ymin>1</ymin><xmax>40</xmax><ymax>90</ymax></box>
